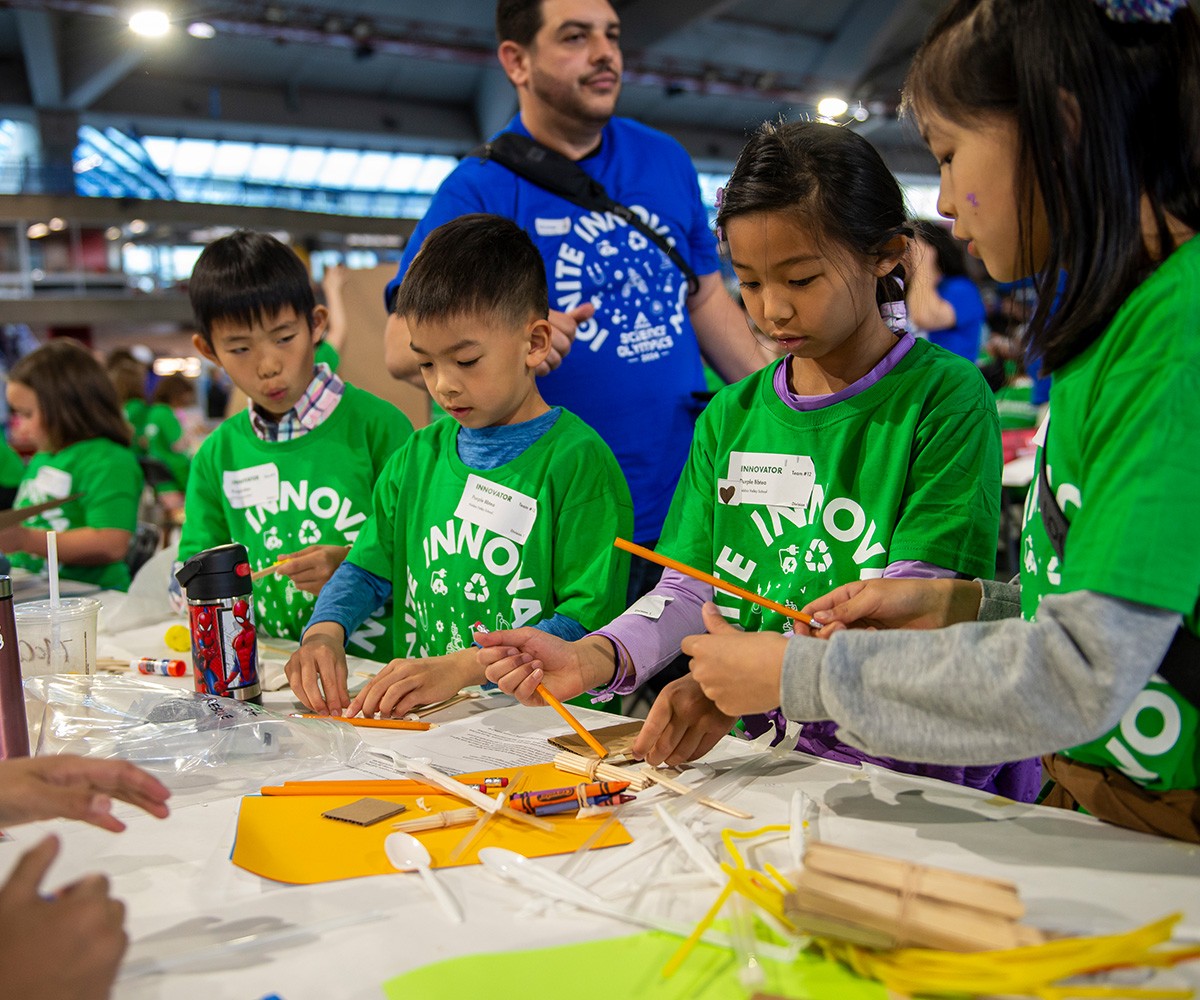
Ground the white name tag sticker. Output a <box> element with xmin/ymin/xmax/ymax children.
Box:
<box><xmin>223</xmin><ymin>463</ymin><xmax>280</xmax><ymax>510</ymax></box>
<box><xmin>34</xmin><ymin>466</ymin><xmax>72</xmax><ymax>498</ymax></box>
<box><xmin>724</xmin><ymin>452</ymin><xmax>815</xmax><ymax>508</ymax></box>
<box><xmin>628</xmin><ymin>594</ymin><xmax>674</xmax><ymax>620</ymax></box>
<box><xmin>455</xmin><ymin>474</ymin><xmax>538</xmax><ymax>545</ymax></box>
<box><xmin>534</xmin><ymin>217</ymin><xmax>572</xmax><ymax>237</ymax></box>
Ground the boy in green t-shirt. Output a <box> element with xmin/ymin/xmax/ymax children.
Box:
<box><xmin>285</xmin><ymin>214</ymin><xmax>632</xmax><ymax>718</ymax></box>
<box><xmin>178</xmin><ymin>231</ymin><xmax>413</xmax><ymax>661</ymax></box>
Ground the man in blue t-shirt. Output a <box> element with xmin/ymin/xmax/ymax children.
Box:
<box><xmin>384</xmin><ymin>0</ymin><xmax>773</xmax><ymax>559</ymax></box>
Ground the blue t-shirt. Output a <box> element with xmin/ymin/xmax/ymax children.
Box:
<box><xmin>925</xmin><ymin>275</ymin><xmax>986</xmax><ymax>362</ymax></box>
<box><xmin>388</xmin><ymin>115</ymin><xmax>721</xmax><ymax>543</ymax></box>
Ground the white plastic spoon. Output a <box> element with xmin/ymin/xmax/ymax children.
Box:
<box><xmin>384</xmin><ymin>832</ymin><xmax>463</xmax><ymax>924</ymax></box>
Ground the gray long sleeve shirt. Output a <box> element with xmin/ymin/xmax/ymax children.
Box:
<box><xmin>780</xmin><ymin>580</ymin><xmax>1181</xmax><ymax>765</ymax></box>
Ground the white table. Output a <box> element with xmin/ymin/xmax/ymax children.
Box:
<box><xmin>4</xmin><ymin>614</ymin><xmax>1198</xmax><ymax>999</ymax></box>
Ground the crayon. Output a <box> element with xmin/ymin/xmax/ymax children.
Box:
<box><xmin>525</xmin><ymin>793</ymin><xmax>636</xmax><ymax>817</ymax></box>
<box><xmin>135</xmin><ymin>657</ymin><xmax>187</xmax><ymax>677</ymax></box>
<box><xmin>509</xmin><ymin>780</ymin><xmax>630</xmax><ymax>814</ymax></box>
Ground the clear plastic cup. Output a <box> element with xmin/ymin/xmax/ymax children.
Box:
<box><xmin>13</xmin><ymin>598</ymin><xmax>101</xmax><ymax>677</ymax></box>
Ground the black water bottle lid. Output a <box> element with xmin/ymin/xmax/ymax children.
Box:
<box><xmin>174</xmin><ymin>543</ymin><xmax>252</xmax><ymax>601</ymax></box>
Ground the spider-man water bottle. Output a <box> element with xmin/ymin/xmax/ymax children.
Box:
<box><xmin>173</xmin><ymin>543</ymin><xmax>261</xmax><ymax>704</ymax></box>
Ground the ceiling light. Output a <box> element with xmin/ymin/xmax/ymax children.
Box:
<box><xmin>187</xmin><ymin>21</ymin><xmax>216</xmax><ymax>39</ymax></box>
<box><xmin>128</xmin><ymin>218</ymin><xmax>149</xmax><ymax>235</ymax></box>
<box><xmin>129</xmin><ymin>9</ymin><xmax>171</xmax><ymax>37</ymax></box>
<box><xmin>105</xmin><ymin>226</ymin><xmax>122</xmax><ymax>240</ymax></box>
<box><xmin>853</xmin><ymin>103</ymin><xmax>869</xmax><ymax>122</ymax></box>
<box><xmin>26</xmin><ymin>223</ymin><xmax>50</xmax><ymax>239</ymax></box>
<box><xmin>48</xmin><ymin>217</ymin><xmax>66</xmax><ymax>231</ymax></box>
<box><xmin>816</xmin><ymin>97</ymin><xmax>849</xmax><ymax>119</ymax></box>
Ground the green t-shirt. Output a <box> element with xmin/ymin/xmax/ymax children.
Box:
<box><xmin>1021</xmin><ymin>236</ymin><xmax>1200</xmax><ymax>791</ymax></box>
<box><xmin>347</xmin><ymin>410</ymin><xmax>633</xmax><ymax>660</ymax></box>
<box><xmin>143</xmin><ymin>403</ymin><xmax>190</xmax><ymax>494</ymax></box>
<box><xmin>179</xmin><ymin>384</ymin><xmax>412</xmax><ymax>661</ymax></box>
<box><xmin>314</xmin><ymin>341</ymin><xmax>340</xmax><ymax>372</ymax></box>
<box><xmin>0</xmin><ymin>441</ymin><xmax>25</xmax><ymax>490</ymax></box>
<box><xmin>10</xmin><ymin>437</ymin><xmax>143</xmax><ymax>590</ymax></box>
<box><xmin>660</xmin><ymin>340</ymin><xmax>1001</xmax><ymax>633</ymax></box>
<box><xmin>124</xmin><ymin>398</ymin><xmax>150</xmax><ymax>448</ymax></box>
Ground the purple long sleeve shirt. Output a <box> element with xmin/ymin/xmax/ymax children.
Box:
<box><xmin>593</xmin><ymin>337</ymin><xmax>1041</xmax><ymax>802</ymax></box>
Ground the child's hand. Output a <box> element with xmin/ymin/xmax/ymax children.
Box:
<box><xmin>683</xmin><ymin>603</ymin><xmax>786</xmax><ymax>716</ymax></box>
<box><xmin>632</xmin><ymin>675</ymin><xmax>737</xmax><ymax>767</ymax></box>
<box><xmin>801</xmin><ymin>578</ymin><xmax>983</xmax><ymax>635</ymax></box>
<box><xmin>477</xmin><ymin>630</ymin><xmax>614</xmax><ymax>705</ymax></box>
<box><xmin>0</xmin><ymin>836</ymin><xmax>129</xmax><ymax>1000</ymax></box>
<box><xmin>0</xmin><ymin>757</ymin><xmax>170</xmax><ymax>833</ymax></box>
<box><xmin>346</xmin><ymin>650</ymin><xmax>481</xmax><ymax>718</ymax></box>
<box><xmin>275</xmin><ymin>545</ymin><xmax>350</xmax><ymax>595</ymax></box>
<box><xmin>284</xmin><ymin>624</ymin><xmax>349</xmax><ymax>715</ymax></box>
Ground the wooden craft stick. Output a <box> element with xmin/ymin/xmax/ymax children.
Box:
<box><xmin>538</xmin><ymin>685</ymin><xmax>608</xmax><ymax>758</ymax></box>
<box><xmin>251</xmin><ymin>559</ymin><xmax>287</xmax><ymax>582</ymax></box>
<box><xmin>410</xmin><ymin>692</ymin><xmax>476</xmax><ymax>718</ymax></box>
<box><xmin>393</xmin><ymin>807</ymin><xmax>480</xmax><ymax>833</ymax></box>
<box><xmin>291</xmin><ymin>714</ymin><xmax>432</xmax><ymax>732</ymax></box>
<box><xmin>614</xmin><ymin>537</ymin><xmax>815</xmax><ymax>627</ymax></box>
<box><xmin>638</xmin><ymin>767</ymin><xmax>752</xmax><ymax>820</ymax></box>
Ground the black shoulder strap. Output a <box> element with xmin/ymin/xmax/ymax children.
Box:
<box><xmin>1038</xmin><ymin>421</ymin><xmax>1200</xmax><ymax>706</ymax></box>
<box><xmin>475</xmin><ymin>132</ymin><xmax>700</xmax><ymax>295</ymax></box>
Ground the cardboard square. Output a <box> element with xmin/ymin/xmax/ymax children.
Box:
<box><xmin>548</xmin><ymin>720</ymin><xmax>643</xmax><ymax>759</ymax></box>
<box><xmin>322</xmin><ymin>798</ymin><xmax>407</xmax><ymax>826</ymax></box>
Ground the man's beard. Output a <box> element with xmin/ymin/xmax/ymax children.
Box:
<box><xmin>528</xmin><ymin>65</ymin><xmax>620</xmax><ymax>128</ymax></box>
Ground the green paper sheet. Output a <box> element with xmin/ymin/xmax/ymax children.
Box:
<box><xmin>382</xmin><ymin>930</ymin><xmax>885</xmax><ymax>1000</ymax></box>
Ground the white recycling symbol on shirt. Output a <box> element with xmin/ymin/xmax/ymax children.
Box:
<box><xmin>298</xmin><ymin>520</ymin><xmax>322</xmax><ymax>545</ymax></box>
<box><xmin>464</xmin><ymin>573</ymin><xmax>490</xmax><ymax>603</ymax></box>
<box><xmin>805</xmin><ymin>538</ymin><xmax>832</xmax><ymax>573</ymax></box>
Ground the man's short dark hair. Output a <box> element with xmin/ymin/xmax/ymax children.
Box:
<box><xmin>496</xmin><ymin>0</ymin><xmax>543</xmax><ymax>46</ymax></box>
<box><xmin>396</xmin><ymin>214</ymin><xmax>548</xmax><ymax>329</ymax></box>
<box><xmin>189</xmin><ymin>230</ymin><xmax>315</xmax><ymax>346</ymax></box>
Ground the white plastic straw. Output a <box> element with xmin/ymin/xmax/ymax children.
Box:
<box><xmin>46</xmin><ymin>530</ymin><xmax>59</xmax><ymax>607</ymax></box>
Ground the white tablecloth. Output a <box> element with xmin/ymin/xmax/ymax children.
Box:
<box><xmin>4</xmin><ymin>613</ymin><xmax>1197</xmax><ymax>999</ymax></box>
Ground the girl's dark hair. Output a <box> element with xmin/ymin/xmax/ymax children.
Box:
<box><xmin>10</xmin><ymin>339</ymin><xmax>131</xmax><ymax>451</ymax></box>
<box><xmin>903</xmin><ymin>0</ymin><xmax>1200</xmax><ymax>372</ymax></box>
<box><xmin>189</xmin><ymin>230</ymin><xmax>316</xmax><ymax>347</ymax></box>
<box><xmin>152</xmin><ymin>374</ymin><xmax>196</xmax><ymax>407</ymax></box>
<box><xmin>914</xmin><ymin>219</ymin><xmax>970</xmax><ymax>278</ymax></box>
<box><xmin>716</xmin><ymin>120</ymin><xmax>912</xmax><ymax>309</ymax></box>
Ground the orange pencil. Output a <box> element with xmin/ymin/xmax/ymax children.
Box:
<box><xmin>291</xmin><ymin>714</ymin><xmax>433</xmax><ymax>731</ymax></box>
<box><xmin>261</xmin><ymin>781</ymin><xmax>443</xmax><ymax>796</ymax></box>
<box><xmin>613</xmin><ymin>537</ymin><xmax>815</xmax><ymax>627</ymax></box>
<box><xmin>537</xmin><ymin>684</ymin><xmax>608</xmax><ymax>759</ymax></box>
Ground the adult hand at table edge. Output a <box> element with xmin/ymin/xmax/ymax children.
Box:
<box><xmin>0</xmin><ymin>835</ymin><xmax>129</xmax><ymax>1000</ymax></box>
<box><xmin>801</xmin><ymin>577</ymin><xmax>984</xmax><ymax>635</ymax></box>
<box><xmin>632</xmin><ymin>674</ymin><xmax>736</xmax><ymax>767</ymax></box>
<box><xmin>0</xmin><ymin>757</ymin><xmax>170</xmax><ymax>832</ymax></box>
<box><xmin>285</xmin><ymin>623</ymin><xmax>350</xmax><ymax>715</ymax></box>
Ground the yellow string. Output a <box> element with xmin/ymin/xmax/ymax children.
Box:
<box><xmin>658</xmin><ymin>822</ymin><xmax>1197</xmax><ymax>998</ymax></box>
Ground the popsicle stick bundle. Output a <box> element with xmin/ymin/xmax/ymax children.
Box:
<box><xmin>784</xmin><ymin>842</ymin><xmax>1042</xmax><ymax>952</ymax></box>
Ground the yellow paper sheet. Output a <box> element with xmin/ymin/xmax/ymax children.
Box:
<box><xmin>230</xmin><ymin>763</ymin><xmax>633</xmax><ymax>884</ymax></box>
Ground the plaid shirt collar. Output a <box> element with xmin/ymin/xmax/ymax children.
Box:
<box><xmin>248</xmin><ymin>362</ymin><xmax>344</xmax><ymax>443</ymax></box>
